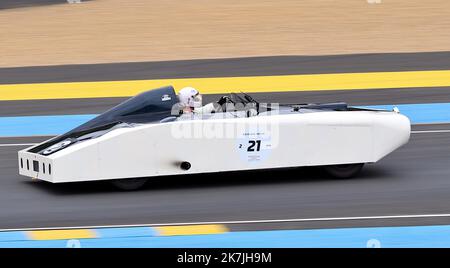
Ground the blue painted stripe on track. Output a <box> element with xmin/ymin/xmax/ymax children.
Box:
<box><xmin>0</xmin><ymin>231</ymin><xmax>29</xmax><ymax>242</ymax></box>
<box><xmin>96</xmin><ymin>227</ymin><xmax>157</xmax><ymax>239</ymax></box>
<box><xmin>1</xmin><ymin>225</ymin><xmax>450</xmax><ymax>247</ymax></box>
<box><xmin>360</xmin><ymin>103</ymin><xmax>450</xmax><ymax>124</ymax></box>
<box><xmin>0</xmin><ymin>114</ymin><xmax>96</xmax><ymax>137</ymax></box>
<box><xmin>0</xmin><ymin>103</ymin><xmax>450</xmax><ymax>137</ymax></box>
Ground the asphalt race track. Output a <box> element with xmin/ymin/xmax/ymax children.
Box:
<box><xmin>0</xmin><ymin>52</ymin><xmax>449</xmax><ymax>230</ymax></box>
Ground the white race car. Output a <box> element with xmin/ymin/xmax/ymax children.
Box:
<box><xmin>18</xmin><ymin>86</ymin><xmax>410</xmax><ymax>190</ymax></box>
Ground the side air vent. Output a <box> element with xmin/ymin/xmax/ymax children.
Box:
<box><xmin>33</xmin><ymin>160</ymin><xmax>39</xmax><ymax>172</ymax></box>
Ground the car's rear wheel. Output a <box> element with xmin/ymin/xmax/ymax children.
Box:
<box><xmin>110</xmin><ymin>178</ymin><xmax>148</xmax><ymax>191</ymax></box>
<box><xmin>323</xmin><ymin>163</ymin><xmax>364</xmax><ymax>179</ymax></box>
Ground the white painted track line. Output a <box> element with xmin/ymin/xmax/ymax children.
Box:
<box><xmin>411</xmin><ymin>130</ymin><xmax>450</xmax><ymax>134</ymax></box>
<box><xmin>1</xmin><ymin>213</ymin><xmax>450</xmax><ymax>232</ymax></box>
<box><xmin>0</xmin><ymin>143</ymin><xmax>35</xmax><ymax>147</ymax></box>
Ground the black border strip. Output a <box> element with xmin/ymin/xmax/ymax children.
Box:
<box><xmin>1</xmin><ymin>52</ymin><xmax>449</xmax><ymax>84</ymax></box>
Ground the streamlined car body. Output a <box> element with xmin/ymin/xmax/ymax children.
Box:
<box><xmin>18</xmin><ymin>86</ymin><xmax>410</xmax><ymax>190</ymax></box>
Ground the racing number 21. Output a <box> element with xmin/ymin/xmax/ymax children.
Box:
<box><xmin>247</xmin><ymin>140</ymin><xmax>261</xmax><ymax>152</ymax></box>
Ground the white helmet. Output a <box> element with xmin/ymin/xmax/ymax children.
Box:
<box><xmin>178</xmin><ymin>87</ymin><xmax>202</xmax><ymax>108</ymax></box>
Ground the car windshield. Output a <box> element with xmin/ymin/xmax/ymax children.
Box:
<box><xmin>29</xmin><ymin>86</ymin><xmax>178</xmax><ymax>154</ymax></box>
<box><xmin>69</xmin><ymin>86</ymin><xmax>178</xmax><ymax>133</ymax></box>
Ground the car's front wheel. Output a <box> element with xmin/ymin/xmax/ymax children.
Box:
<box><xmin>110</xmin><ymin>178</ymin><xmax>148</xmax><ymax>191</ymax></box>
<box><xmin>323</xmin><ymin>163</ymin><xmax>364</xmax><ymax>179</ymax></box>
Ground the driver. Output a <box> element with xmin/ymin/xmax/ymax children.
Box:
<box><xmin>177</xmin><ymin>86</ymin><xmax>230</xmax><ymax>114</ymax></box>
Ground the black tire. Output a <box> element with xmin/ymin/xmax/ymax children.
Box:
<box><xmin>110</xmin><ymin>178</ymin><xmax>148</xmax><ymax>191</ymax></box>
<box><xmin>323</xmin><ymin>163</ymin><xmax>364</xmax><ymax>179</ymax></box>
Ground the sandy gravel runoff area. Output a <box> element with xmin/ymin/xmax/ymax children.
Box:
<box><xmin>0</xmin><ymin>0</ymin><xmax>449</xmax><ymax>67</ymax></box>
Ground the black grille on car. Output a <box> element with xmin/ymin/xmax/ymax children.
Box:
<box><xmin>33</xmin><ymin>160</ymin><xmax>39</xmax><ymax>172</ymax></box>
